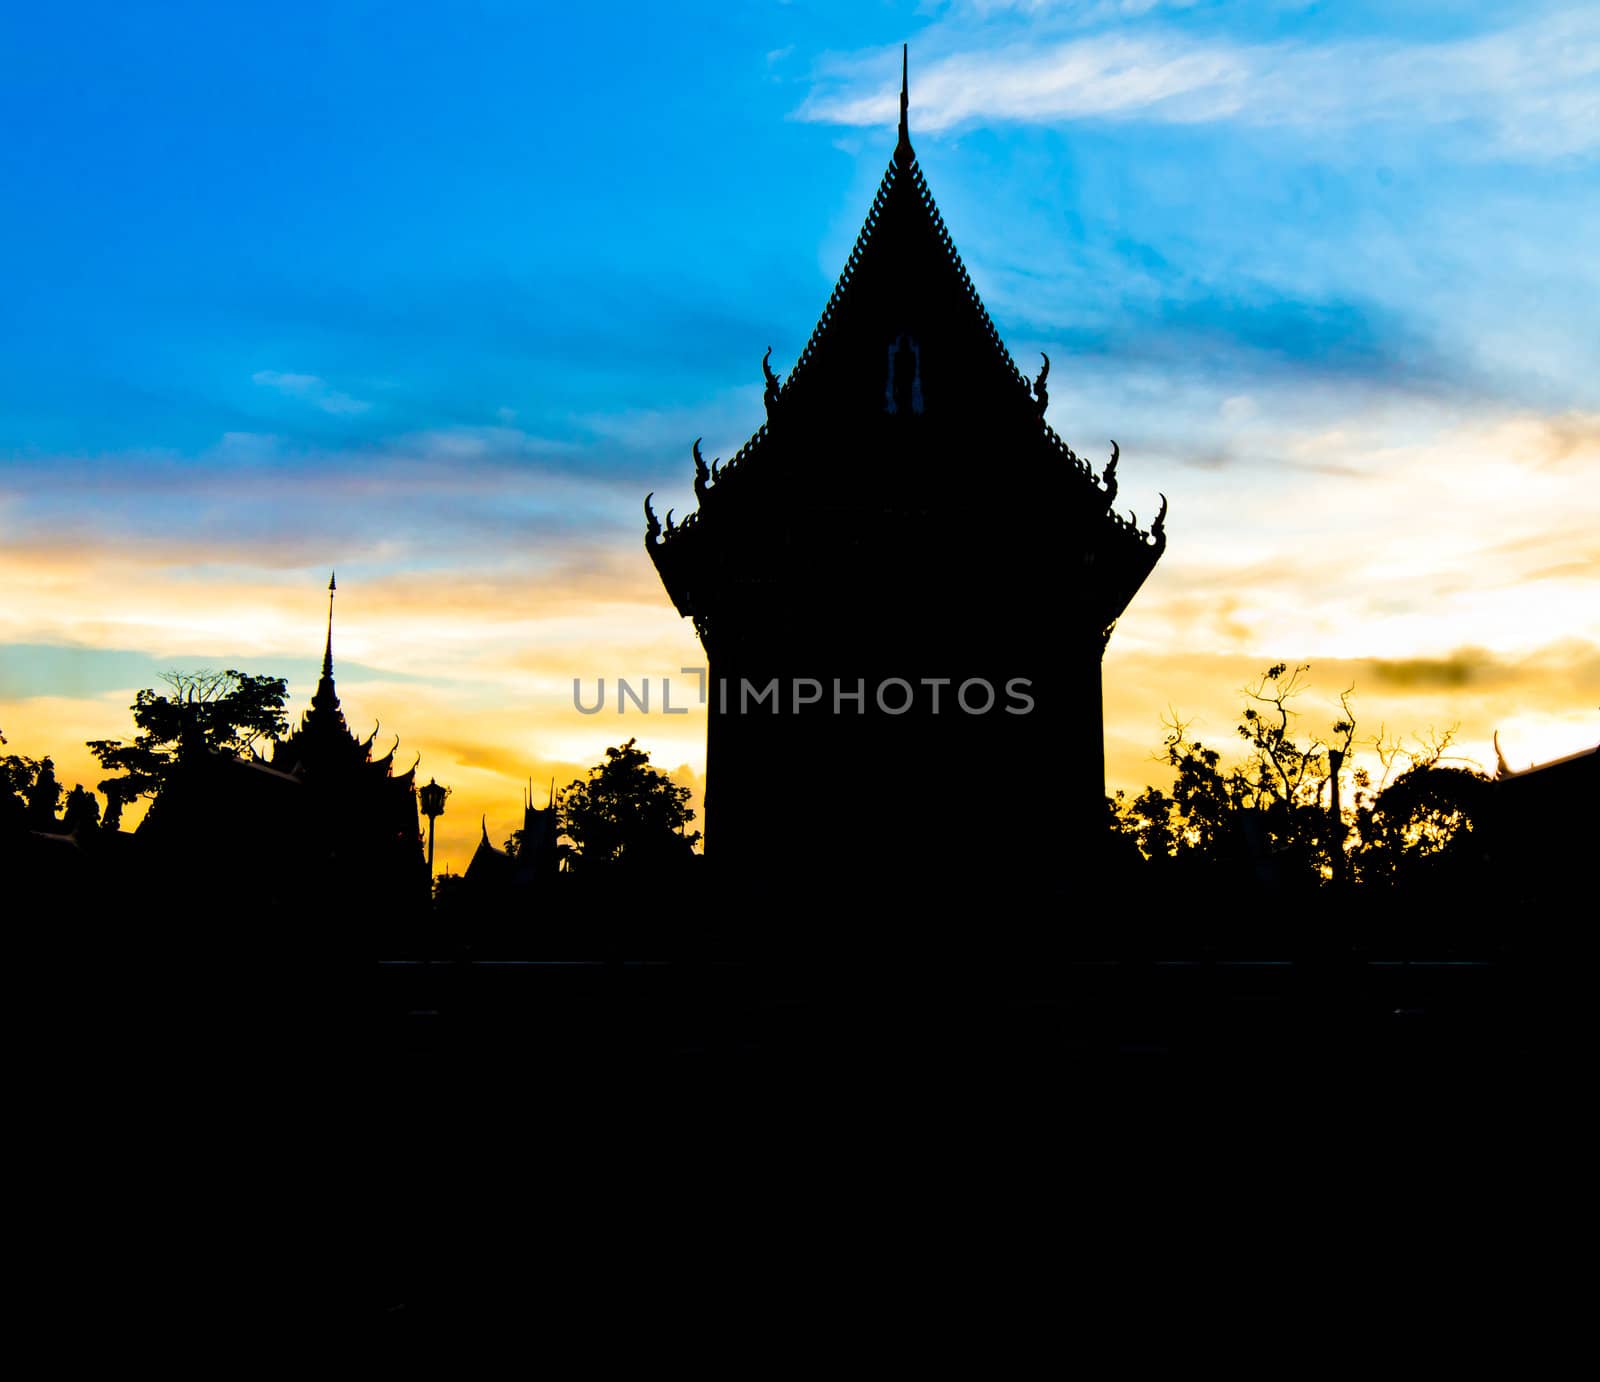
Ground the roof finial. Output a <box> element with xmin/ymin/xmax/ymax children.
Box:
<box><xmin>896</xmin><ymin>44</ymin><xmax>912</xmax><ymax>163</ymax></box>
<box><xmin>323</xmin><ymin>570</ymin><xmax>336</xmax><ymax>679</ymax></box>
<box><xmin>305</xmin><ymin>569</ymin><xmax>344</xmax><ymax>720</ymax></box>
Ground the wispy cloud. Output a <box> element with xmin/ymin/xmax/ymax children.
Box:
<box><xmin>0</xmin><ymin>425</ymin><xmax>646</xmax><ymax>574</ymax></box>
<box><xmin>800</xmin><ymin>34</ymin><xmax>1246</xmax><ymax>130</ymax></box>
<box><xmin>252</xmin><ymin>370</ymin><xmax>372</xmax><ymax>416</ymax></box>
<box><xmin>798</xmin><ymin>9</ymin><xmax>1600</xmax><ymax>160</ymax></box>
<box><xmin>1118</xmin><ymin>408</ymin><xmax>1600</xmax><ymax>672</ymax></box>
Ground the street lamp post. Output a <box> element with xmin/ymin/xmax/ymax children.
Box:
<box><xmin>419</xmin><ymin>777</ymin><xmax>450</xmax><ymax>879</ymax></box>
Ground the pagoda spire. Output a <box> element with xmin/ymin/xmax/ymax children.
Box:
<box><xmin>322</xmin><ymin>570</ymin><xmax>336</xmax><ymax>680</ymax></box>
<box><xmin>309</xmin><ymin>569</ymin><xmax>342</xmax><ymax>718</ymax></box>
<box><xmin>895</xmin><ymin>43</ymin><xmax>912</xmax><ymax>165</ymax></box>
<box><xmin>269</xmin><ymin>568</ymin><xmax>367</xmax><ymax>773</ymax></box>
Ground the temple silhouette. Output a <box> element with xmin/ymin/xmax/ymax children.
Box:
<box><xmin>260</xmin><ymin>574</ymin><xmax>429</xmax><ymax>913</ymax></box>
<box><xmin>9</xmin><ymin>575</ymin><xmax>434</xmax><ymax>926</ymax></box>
<box><xmin>457</xmin><ymin>783</ymin><xmax>560</xmax><ymax>895</ymax></box>
<box><xmin>646</xmin><ymin>50</ymin><xmax>1165</xmax><ymax>906</ymax></box>
<box><xmin>134</xmin><ymin>576</ymin><xmax>430</xmax><ymax>922</ymax></box>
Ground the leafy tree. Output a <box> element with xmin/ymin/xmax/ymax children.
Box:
<box><xmin>433</xmin><ymin>871</ymin><xmax>471</xmax><ymax>908</ymax></box>
<box><xmin>3</xmin><ymin>728</ymin><xmax>107</xmax><ymax>834</ymax></box>
<box><xmin>87</xmin><ymin>669</ymin><xmax>289</xmax><ymax>805</ymax></box>
<box><xmin>559</xmin><ymin>738</ymin><xmax>699</xmax><ymax>873</ymax></box>
<box><xmin>1112</xmin><ymin>663</ymin><xmax>1498</xmax><ymax>890</ymax></box>
<box><xmin>60</xmin><ymin>783</ymin><xmax>101</xmax><ymax>833</ymax></box>
<box><xmin>1112</xmin><ymin>736</ymin><xmax>1248</xmax><ymax>871</ymax></box>
<box><xmin>1112</xmin><ymin>663</ymin><xmax>1356</xmax><ymax>885</ymax></box>
<box><xmin>1351</xmin><ymin>728</ymin><xmax>1492</xmax><ymax>889</ymax></box>
<box><xmin>1</xmin><ymin>726</ymin><xmax>42</xmax><ymax>811</ymax></box>
<box><xmin>1</xmin><ymin>743</ymin><xmax>52</xmax><ymax>830</ymax></box>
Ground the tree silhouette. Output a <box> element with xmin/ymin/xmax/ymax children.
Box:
<box><xmin>87</xmin><ymin>669</ymin><xmax>289</xmax><ymax>805</ymax></box>
<box><xmin>4</xmin><ymin>728</ymin><xmax>115</xmax><ymax>835</ymax></box>
<box><xmin>1111</xmin><ymin>663</ymin><xmax>1502</xmax><ymax>891</ymax></box>
<box><xmin>2</xmin><ymin>749</ymin><xmax>57</xmax><ymax>831</ymax></box>
<box><xmin>1355</xmin><ymin>761</ymin><xmax>1492</xmax><ymax>890</ymax></box>
<box><xmin>60</xmin><ymin>783</ymin><xmax>102</xmax><ymax>833</ymax></box>
<box><xmin>559</xmin><ymin>738</ymin><xmax>699</xmax><ymax>874</ymax></box>
<box><xmin>1111</xmin><ymin>663</ymin><xmax>1357</xmax><ymax>886</ymax></box>
<box><xmin>1</xmin><ymin>729</ymin><xmax>43</xmax><ymax>823</ymax></box>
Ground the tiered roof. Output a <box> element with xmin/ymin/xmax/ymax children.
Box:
<box><xmin>272</xmin><ymin>573</ymin><xmax>417</xmax><ymax>797</ymax></box>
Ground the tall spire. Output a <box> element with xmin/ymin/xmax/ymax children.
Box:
<box><xmin>309</xmin><ymin>569</ymin><xmax>342</xmax><ymax>718</ymax></box>
<box><xmin>896</xmin><ymin>43</ymin><xmax>912</xmax><ymax>165</ymax></box>
<box><xmin>322</xmin><ymin>570</ymin><xmax>336</xmax><ymax>680</ymax></box>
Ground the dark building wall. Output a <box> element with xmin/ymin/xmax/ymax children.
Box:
<box><xmin>648</xmin><ymin>88</ymin><xmax>1161</xmax><ymax>921</ymax></box>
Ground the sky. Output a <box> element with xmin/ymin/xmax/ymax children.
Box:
<box><xmin>2</xmin><ymin>0</ymin><xmax>1596</xmax><ymax>873</ymax></box>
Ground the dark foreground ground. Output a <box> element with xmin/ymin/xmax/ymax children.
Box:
<box><xmin>377</xmin><ymin>948</ymin><xmax>1559</xmax><ymax>1326</ymax></box>
<box><xmin>381</xmin><ymin>951</ymin><xmax>1538</xmax><ymax>1082</ymax></box>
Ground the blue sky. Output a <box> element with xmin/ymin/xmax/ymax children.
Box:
<box><xmin>3</xmin><ymin>1</ymin><xmax>1596</xmax><ymax>868</ymax></box>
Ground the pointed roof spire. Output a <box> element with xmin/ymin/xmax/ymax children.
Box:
<box><xmin>307</xmin><ymin>569</ymin><xmax>344</xmax><ymax>722</ymax></box>
<box><xmin>322</xmin><ymin>570</ymin><xmax>337</xmax><ymax>679</ymax></box>
<box><xmin>743</xmin><ymin>39</ymin><xmax>1030</xmax><ymax>417</ymax></box>
<box><xmin>896</xmin><ymin>43</ymin><xmax>912</xmax><ymax>165</ymax></box>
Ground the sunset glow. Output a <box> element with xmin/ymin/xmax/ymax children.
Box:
<box><xmin>4</xmin><ymin>1</ymin><xmax>1596</xmax><ymax>873</ymax></box>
